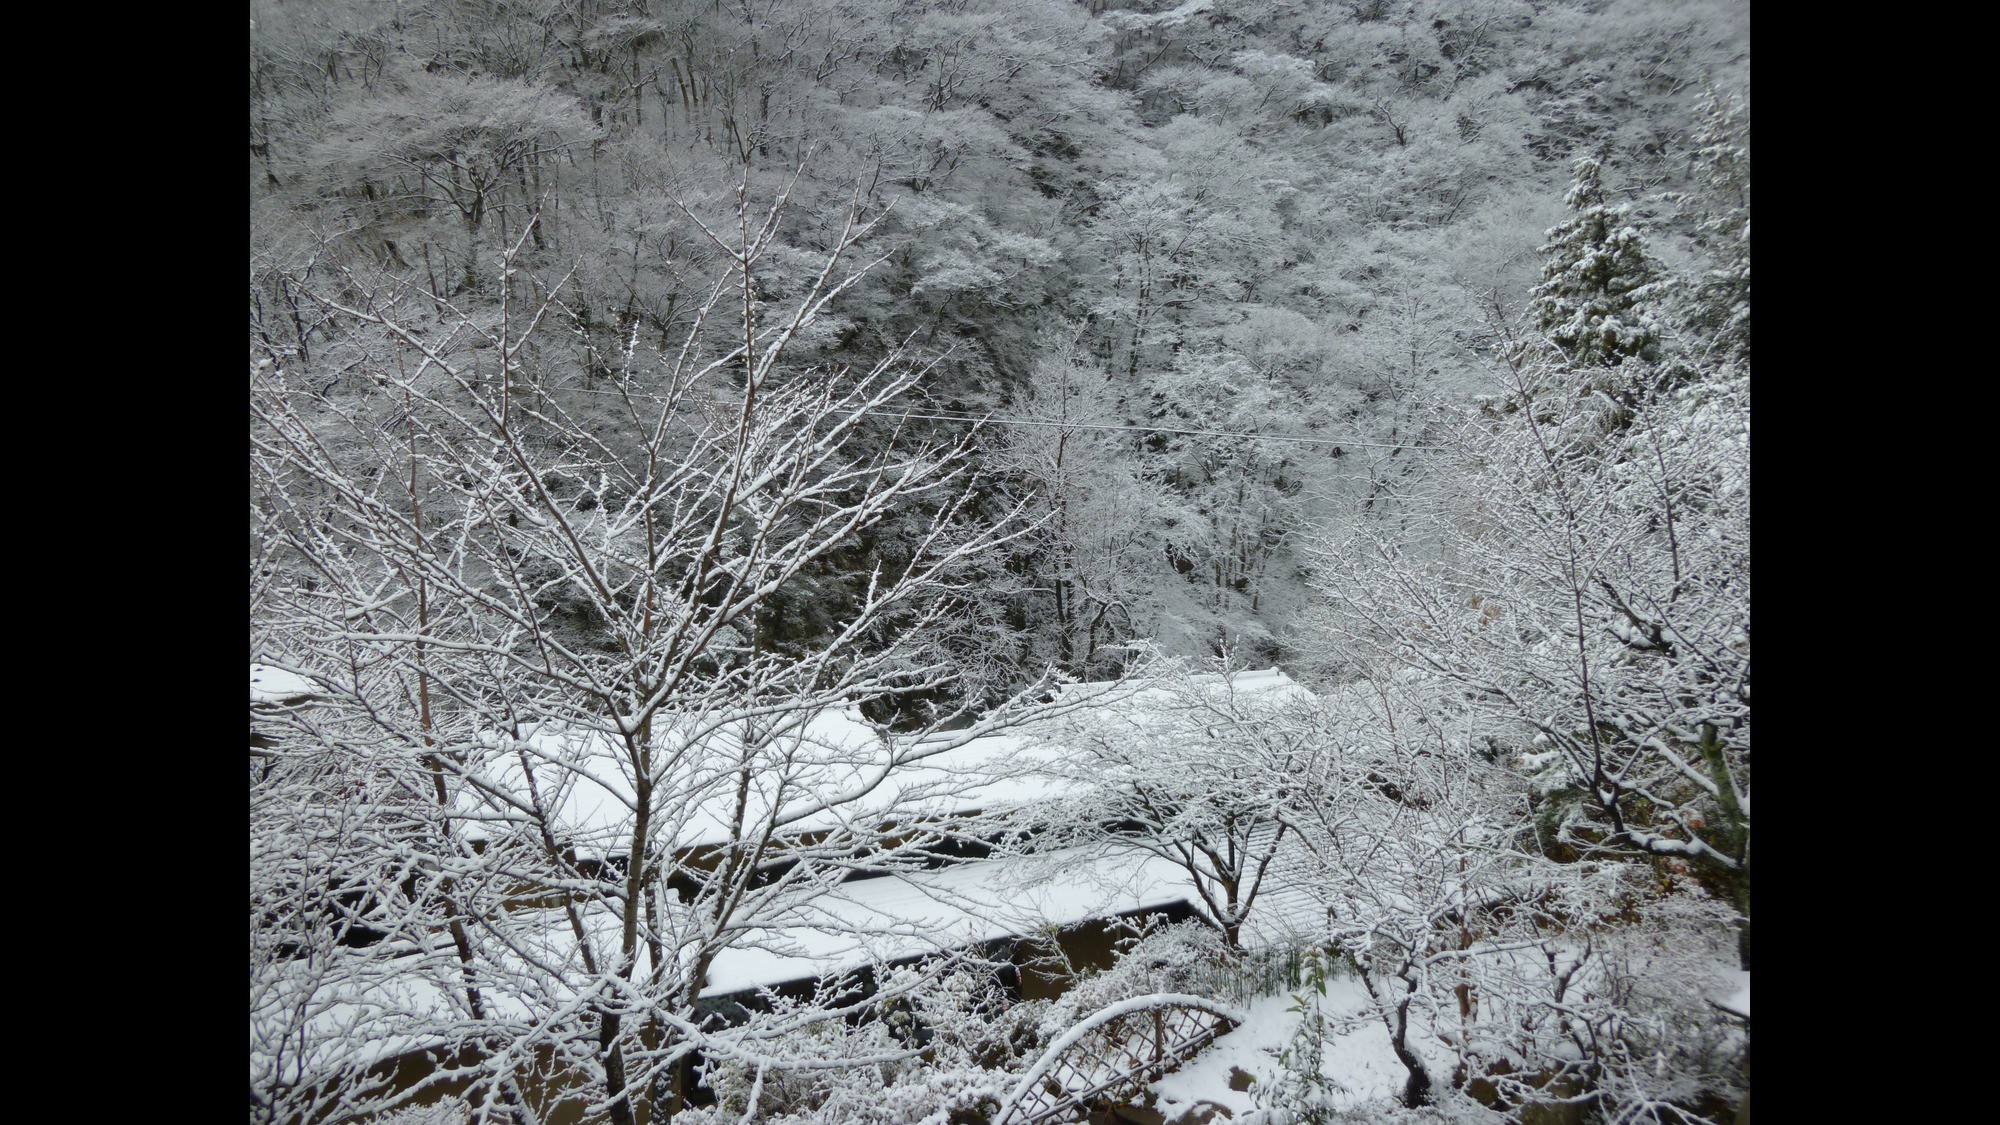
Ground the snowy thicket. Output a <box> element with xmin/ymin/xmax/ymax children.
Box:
<box><xmin>1015</xmin><ymin>660</ymin><xmax>1744</xmax><ymax>1121</ymax></box>
<box><xmin>1311</xmin><ymin>215</ymin><xmax>1751</xmax><ymax>969</ymax></box>
<box><xmin>1283</xmin><ymin>144</ymin><xmax>1749</xmax><ymax>1120</ymax></box>
<box><xmin>250</xmin><ymin>183</ymin><xmax>1088</xmax><ymax>1125</ymax></box>
<box><xmin>1000</xmin><ymin>667</ymin><xmax>1318</xmax><ymax>950</ymax></box>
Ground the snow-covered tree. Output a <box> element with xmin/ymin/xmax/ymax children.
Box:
<box><xmin>1675</xmin><ymin>87</ymin><xmax>1750</xmax><ymax>369</ymax></box>
<box><xmin>1274</xmin><ymin>676</ymin><xmax>1742</xmax><ymax>1117</ymax></box>
<box><xmin>1311</xmin><ymin>325</ymin><xmax>1750</xmax><ymax>972</ymax></box>
<box><xmin>673</xmin><ymin>961</ymin><xmax>1047</xmax><ymax>1125</ymax></box>
<box><xmin>1000</xmin><ymin>658</ymin><xmax>1744</xmax><ymax>1118</ymax></box>
<box><xmin>1526</xmin><ymin>155</ymin><xmax>1672</xmax><ymax>368</ymax></box>
<box><xmin>989</xmin><ymin>328</ymin><xmax>1186</xmax><ymax>678</ymax></box>
<box><xmin>250</xmin><ymin>172</ymin><xmax>1083</xmax><ymax>1125</ymax></box>
<box><xmin>1003</xmin><ymin>665</ymin><xmax>1319</xmax><ymax>951</ymax></box>
<box><xmin>303</xmin><ymin>65</ymin><xmax>598</xmax><ymax>295</ymax></box>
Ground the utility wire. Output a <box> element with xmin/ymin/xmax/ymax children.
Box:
<box><xmin>557</xmin><ymin>385</ymin><xmax>1440</xmax><ymax>451</ymax></box>
<box><xmin>856</xmin><ymin>408</ymin><xmax>1436</xmax><ymax>450</ymax></box>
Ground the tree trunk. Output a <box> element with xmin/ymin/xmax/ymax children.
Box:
<box><xmin>1361</xmin><ymin>966</ymin><xmax>1434</xmax><ymax>1108</ymax></box>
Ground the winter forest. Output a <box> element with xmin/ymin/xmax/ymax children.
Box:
<box><xmin>249</xmin><ymin>1</ymin><xmax>1749</xmax><ymax>1123</ymax></box>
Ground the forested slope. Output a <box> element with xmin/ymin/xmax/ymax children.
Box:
<box><xmin>251</xmin><ymin>0</ymin><xmax>1746</xmax><ymax>693</ymax></box>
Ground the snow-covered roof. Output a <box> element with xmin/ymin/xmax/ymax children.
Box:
<box><xmin>453</xmin><ymin>668</ymin><xmax>1310</xmax><ymax>856</ymax></box>
<box><xmin>694</xmin><ymin>816</ymin><xmax>1326</xmax><ymax>995</ymax></box>
<box><xmin>252</xmin><ymin>849</ymin><xmax>1201</xmax><ymax>1084</ymax></box>
<box><xmin>253</xmin><ymin>669</ymin><xmax>1321</xmax><ymax>1082</ymax></box>
<box><xmin>1111</xmin><ymin>666</ymin><xmax>1311</xmax><ymax>705</ymax></box>
<box><xmin>251</xmin><ymin>663</ymin><xmax>319</xmax><ymax>705</ymax></box>
<box><xmin>452</xmin><ymin>703</ymin><xmax>1070</xmax><ymax>855</ymax></box>
<box><xmin>701</xmin><ymin>845</ymin><xmax>1199</xmax><ymax>996</ymax></box>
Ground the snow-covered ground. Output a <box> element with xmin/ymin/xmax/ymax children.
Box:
<box><xmin>1151</xmin><ymin>979</ymin><xmax>1407</xmax><ymax>1119</ymax></box>
<box><xmin>1710</xmin><ymin>969</ymin><xmax>1749</xmax><ymax>1019</ymax></box>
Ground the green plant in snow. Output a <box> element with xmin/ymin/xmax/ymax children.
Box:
<box><xmin>1255</xmin><ymin>947</ymin><xmax>1350</xmax><ymax>1125</ymax></box>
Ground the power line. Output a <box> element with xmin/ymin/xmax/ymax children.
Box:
<box><xmin>556</xmin><ymin>385</ymin><xmax>1440</xmax><ymax>451</ymax></box>
<box><xmin>861</xmin><ymin>408</ymin><xmax>1437</xmax><ymax>450</ymax></box>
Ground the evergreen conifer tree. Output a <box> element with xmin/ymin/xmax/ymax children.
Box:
<box><xmin>1528</xmin><ymin>155</ymin><xmax>1671</xmax><ymax>367</ymax></box>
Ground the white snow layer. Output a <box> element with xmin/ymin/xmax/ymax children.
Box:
<box><xmin>251</xmin><ymin>663</ymin><xmax>318</xmax><ymax>703</ymax></box>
